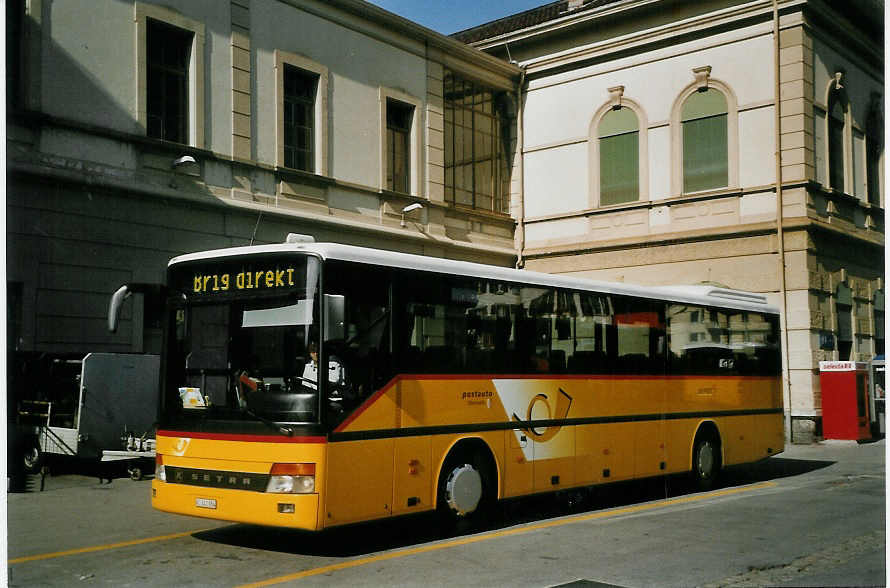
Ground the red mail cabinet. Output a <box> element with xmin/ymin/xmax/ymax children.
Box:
<box><xmin>820</xmin><ymin>361</ymin><xmax>871</xmax><ymax>441</ymax></box>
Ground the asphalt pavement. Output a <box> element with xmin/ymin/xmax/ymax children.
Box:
<box><xmin>5</xmin><ymin>439</ymin><xmax>886</xmax><ymax>587</ymax></box>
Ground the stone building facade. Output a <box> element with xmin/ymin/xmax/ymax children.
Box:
<box><xmin>6</xmin><ymin>0</ymin><xmax>520</xmax><ymax>361</ymax></box>
<box><xmin>6</xmin><ymin>0</ymin><xmax>884</xmax><ymax>442</ymax></box>
<box><xmin>454</xmin><ymin>0</ymin><xmax>884</xmax><ymax>441</ymax></box>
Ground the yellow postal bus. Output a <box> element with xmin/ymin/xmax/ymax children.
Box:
<box><xmin>109</xmin><ymin>237</ymin><xmax>783</xmax><ymax>530</ymax></box>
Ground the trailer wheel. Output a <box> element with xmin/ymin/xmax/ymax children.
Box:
<box><xmin>129</xmin><ymin>466</ymin><xmax>143</xmax><ymax>481</ymax></box>
<box><xmin>23</xmin><ymin>444</ymin><xmax>43</xmax><ymax>475</ymax></box>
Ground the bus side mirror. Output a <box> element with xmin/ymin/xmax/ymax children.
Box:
<box><xmin>108</xmin><ymin>283</ymin><xmax>167</xmax><ymax>333</ymax></box>
<box><xmin>324</xmin><ymin>295</ymin><xmax>345</xmax><ymax>342</ymax></box>
<box><xmin>108</xmin><ymin>285</ymin><xmax>132</xmax><ymax>333</ymax></box>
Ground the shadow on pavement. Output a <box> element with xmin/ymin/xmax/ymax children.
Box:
<box><xmin>724</xmin><ymin>457</ymin><xmax>835</xmax><ymax>485</ymax></box>
<box><xmin>193</xmin><ymin>454</ymin><xmax>836</xmax><ymax>558</ymax></box>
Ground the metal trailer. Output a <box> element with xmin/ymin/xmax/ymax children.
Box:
<box><xmin>18</xmin><ymin>353</ymin><xmax>160</xmax><ymax>477</ymax></box>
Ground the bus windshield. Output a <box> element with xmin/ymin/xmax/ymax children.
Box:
<box><xmin>164</xmin><ymin>255</ymin><xmax>321</xmax><ymax>426</ymax></box>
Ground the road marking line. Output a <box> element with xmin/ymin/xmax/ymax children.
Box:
<box><xmin>8</xmin><ymin>529</ymin><xmax>211</xmax><ymax>564</ymax></box>
<box><xmin>240</xmin><ymin>481</ymin><xmax>777</xmax><ymax>588</ymax></box>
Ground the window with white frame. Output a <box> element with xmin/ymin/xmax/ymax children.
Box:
<box><xmin>598</xmin><ymin>106</ymin><xmax>639</xmax><ymax>206</ymax></box>
<box><xmin>828</xmin><ymin>90</ymin><xmax>847</xmax><ymax>192</ymax></box>
<box><xmin>814</xmin><ymin>106</ymin><xmax>828</xmax><ymax>185</ymax></box>
<box><xmin>681</xmin><ymin>88</ymin><xmax>728</xmax><ymax>193</ymax></box>
<box><xmin>378</xmin><ymin>88</ymin><xmax>421</xmax><ymax>196</ymax></box>
<box><xmin>275</xmin><ymin>51</ymin><xmax>328</xmax><ymax>176</ymax></box>
<box><xmin>443</xmin><ymin>70</ymin><xmax>511</xmax><ymax>213</ymax></box>
<box><xmin>146</xmin><ymin>19</ymin><xmax>192</xmax><ymax>143</ymax></box>
<box><xmin>282</xmin><ymin>65</ymin><xmax>318</xmax><ymax>173</ymax></box>
<box><xmin>386</xmin><ymin>99</ymin><xmax>413</xmax><ymax>193</ymax></box>
<box><xmin>853</xmin><ymin>126</ymin><xmax>867</xmax><ymax>200</ymax></box>
<box><xmin>136</xmin><ymin>3</ymin><xmax>204</xmax><ymax>147</ymax></box>
<box><xmin>6</xmin><ymin>0</ymin><xmax>24</xmax><ymax>108</ymax></box>
<box><xmin>866</xmin><ymin>102</ymin><xmax>883</xmax><ymax>207</ymax></box>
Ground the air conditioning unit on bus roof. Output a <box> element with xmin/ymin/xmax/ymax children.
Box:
<box><xmin>285</xmin><ymin>233</ymin><xmax>315</xmax><ymax>244</ymax></box>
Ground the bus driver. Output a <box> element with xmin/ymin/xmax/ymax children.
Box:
<box><xmin>301</xmin><ymin>342</ymin><xmax>344</xmax><ymax>395</ymax></box>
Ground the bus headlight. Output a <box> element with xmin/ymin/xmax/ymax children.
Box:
<box><xmin>266</xmin><ymin>463</ymin><xmax>316</xmax><ymax>494</ymax></box>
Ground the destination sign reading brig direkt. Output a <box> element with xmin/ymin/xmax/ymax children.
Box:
<box><xmin>191</xmin><ymin>266</ymin><xmax>299</xmax><ymax>294</ymax></box>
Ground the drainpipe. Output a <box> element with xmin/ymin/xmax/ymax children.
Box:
<box><xmin>773</xmin><ymin>0</ymin><xmax>793</xmax><ymax>442</ymax></box>
<box><xmin>516</xmin><ymin>67</ymin><xmax>527</xmax><ymax>269</ymax></box>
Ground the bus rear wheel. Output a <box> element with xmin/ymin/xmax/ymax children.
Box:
<box><xmin>691</xmin><ymin>434</ymin><xmax>721</xmax><ymax>491</ymax></box>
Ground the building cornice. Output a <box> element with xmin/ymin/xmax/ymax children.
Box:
<box><xmin>468</xmin><ymin>0</ymin><xmax>881</xmax><ymax>81</ymax></box>
<box><xmin>803</xmin><ymin>2</ymin><xmax>885</xmax><ymax>77</ymax></box>
<box><xmin>8</xmin><ymin>158</ymin><xmax>518</xmax><ymax>260</ymax></box>
<box><xmin>279</xmin><ymin>0</ymin><xmax>521</xmax><ymax>84</ymax></box>
<box><xmin>468</xmin><ymin>0</ymin><xmax>660</xmax><ymax>51</ymax></box>
<box><xmin>522</xmin><ymin>214</ymin><xmax>883</xmax><ymax>260</ymax></box>
<box><xmin>505</xmin><ymin>0</ymin><xmax>807</xmax><ymax>75</ymax></box>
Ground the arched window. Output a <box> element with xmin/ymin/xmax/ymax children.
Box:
<box><xmin>828</xmin><ymin>91</ymin><xmax>847</xmax><ymax>192</ymax></box>
<box><xmin>681</xmin><ymin>88</ymin><xmax>728</xmax><ymax>193</ymax></box>
<box><xmin>598</xmin><ymin>106</ymin><xmax>639</xmax><ymax>206</ymax></box>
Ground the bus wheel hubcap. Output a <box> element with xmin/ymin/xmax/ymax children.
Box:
<box><xmin>698</xmin><ymin>442</ymin><xmax>714</xmax><ymax>478</ymax></box>
<box><xmin>445</xmin><ymin>463</ymin><xmax>482</xmax><ymax>516</ymax></box>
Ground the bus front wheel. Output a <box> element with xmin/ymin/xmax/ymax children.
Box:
<box><xmin>437</xmin><ymin>450</ymin><xmax>493</xmax><ymax>526</ymax></box>
<box><xmin>691</xmin><ymin>434</ymin><xmax>721</xmax><ymax>491</ymax></box>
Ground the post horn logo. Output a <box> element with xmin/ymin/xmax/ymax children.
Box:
<box><xmin>512</xmin><ymin>388</ymin><xmax>573</xmax><ymax>442</ymax></box>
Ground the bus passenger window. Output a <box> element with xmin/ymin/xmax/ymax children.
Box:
<box><xmin>667</xmin><ymin>305</ymin><xmax>779</xmax><ymax>376</ymax></box>
<box><xmin>614</xmin><ymin>298</ymin><xmax>665</xmax><ymax>374</ymax></box>
<box><xmin>570</xmin><ymin>293</ymin><xmax>614</xmax><ymax>374</ymax></box>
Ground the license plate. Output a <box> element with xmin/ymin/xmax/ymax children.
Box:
<box><xmin>195</xmin><ymin>497</ymin><xmax>217</xmax><ymax>509</ymax></box>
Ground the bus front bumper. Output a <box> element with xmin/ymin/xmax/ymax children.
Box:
<box><xmin>151</xmin><ymin>480</ymin><xmax>321</xmax><ymax>530</ymax></box>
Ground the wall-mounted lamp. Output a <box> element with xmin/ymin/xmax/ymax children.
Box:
<box><xmin>172</xmin><ymin>155</ymin><xmax>197</xmax><ymax>170</ymax></box>
<box><xmin>401</xmin><ymin>203</ymin><xmax>424</xmax><ymax>227</ymax></box>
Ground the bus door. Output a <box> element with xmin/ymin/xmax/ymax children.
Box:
<box><xmin>504</xmin><ymin>427</ymin><xmax>533</xmax><ymax>497</ymax></box>
<box><xmin>500</xmin><ymin>381</ymin><xmax>576</xmax><ymax>495</ymax></box>
<box><xmin>529</xmin><ymin>386</ymin><xmax>576</xmax><ymax>492</ymax></box>
<box><xmin>323</xmin><ymin>261</ymin><xmax>396</xmax><ymax>526</ymax></box>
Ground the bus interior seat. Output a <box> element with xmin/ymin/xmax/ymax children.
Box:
<box><xmin>567</xmin><ymin>350</ymin><xmax>606</xmax><ymax>373</ymax></box>
<box><xmin>549</xmin><ymin>350</ymin><xmax>566</xmax><ymax>373</ymax></box>
<box><xmin>423</xmin><ymin>346</ymin><xmax>457</xmax><ymax>372</ymax></box>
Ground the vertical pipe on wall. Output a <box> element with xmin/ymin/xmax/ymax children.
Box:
<box><xmin>773</xmin><ymin>0</ymin><xmax>793</xmax><ymax>442</ymax></box>
<box><xmin>516</xmin><ymin>68</ymin><xmax>527</xmax><ymax>269</ymax></box>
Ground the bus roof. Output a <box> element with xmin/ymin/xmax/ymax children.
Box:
<box><xmin>169</xmin><ymin>242</ymin><xmax>780</xmax><ymax>314</ymax></box>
